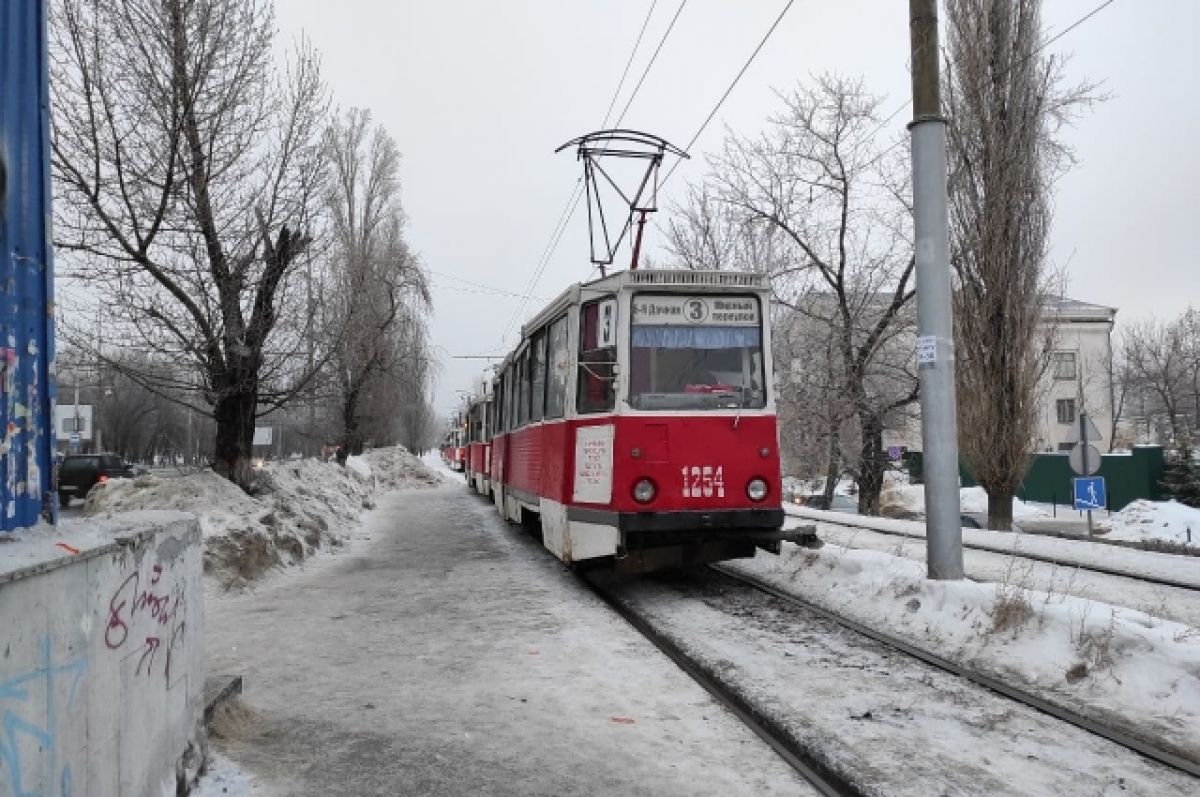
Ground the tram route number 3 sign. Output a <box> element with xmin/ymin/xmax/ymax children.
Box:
<box><xmin>681</xmin><ymin>465</ymin><xmax>726</xmax><ymax>499</ymax></box>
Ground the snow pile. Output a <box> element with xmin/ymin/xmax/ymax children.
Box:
<box><xmin>879</xmin><ymin>484</ymin><xmax>1049</xmax><ymax>519</ymax></box>
<box><xmin>364</xmin><ymin>445</ymin><xmax>442</xmax><ymax>490</ymax></box>
<box><xmin>730</xmin><ymin>543</ymin><xmax>1200</xmax><ymax>766</ymax></box>
<box><xmin>84</xmin><ymin>470</ymin><xmax>263</xmax><ymax>538</ymax></box>
<box><xmin>84</xmin><ymin>446</ymin><xmax>439</xmax><ymax>588</ymax></box>
<box><xmin>1101</xmin><ymin>499</ymin><xmax>1200</xmax><ymax>547</ymax></box>
<box><xmin>344</xmin><ymin>454</ymin><xmax>374</xmax><ymax>485</ymax></box>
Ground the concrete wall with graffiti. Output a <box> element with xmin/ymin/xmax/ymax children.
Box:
<box><xmin>0</xmin><ymin>512</ymin><xmax>204</xmax><ymax>796</ymax></box>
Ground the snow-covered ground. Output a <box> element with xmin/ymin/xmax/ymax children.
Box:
<box><xmin>82</xmin><ymin>446</ymin><xmax>441</xmax><ymax>587</ymax></box>
<box><xmin>76</xmin><ymin>454</ymin><xmax>1198</xmax><ymax>788</ymax></box>
<box><xmin>191</xmin><ymin>752</ymin><xmax>274</xmax><ymax>797</ymax></box>
<box><xmin>727</xmin><ymin>536</ymin><xmax>1200</xmax><ymax>768</ymax></box>
<box><xmin>873</xmin><ymin>482</ymin><xmax>1200</xmax><ymax>549</ymax></box>
<box><xmin>1102</xmin><ymin>499</ymin><xmax>1200</xmax><ymax>547</ymax></box>
<box><xmin>881</xmin><ymin>483</ymin><xmax>1052</xmax><ymax>520</ymax></box>
<box><xmin>199</xmin><ymin>487</ymin><xmax>816</xmax><ymax>796</ymax></box>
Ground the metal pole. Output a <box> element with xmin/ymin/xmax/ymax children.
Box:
<box><xmin>74</xmin><ymin>379</ymin><xmax>80</xmax><ymax>451</ymax></box>
<box><xmin>1080</xmin><ymin>411</ymin><xmax>1094</xmax><ymax>536</ymax></box>
<box><xmin>95</xmin><ymin>307</ymin><xmax>103</xmax><ymax>453</ymax></box>
<box><xmin>1</xmin><ymin>0</ymin><xmax>58</xmax><ymax>527</ymax></box>
<box><xmin>909</xmin><ymin>0</ymin><xmax>963</xmax><ymax>579</ymax></box>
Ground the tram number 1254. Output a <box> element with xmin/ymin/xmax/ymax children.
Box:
<box><xmin>681</xmin><ymin>465</ymin><xmax>726</xmax><ymax>499</ymax></box>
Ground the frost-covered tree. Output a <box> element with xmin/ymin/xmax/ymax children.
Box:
<box><xmin>322</xmin><ymin>108</ymin><xmax>431</xmax><ymax>456</ymax></box>
<box><xmin>666</xmin><ymin>75</ymin><xmax>918</xmax><ymax>514</ymax></box>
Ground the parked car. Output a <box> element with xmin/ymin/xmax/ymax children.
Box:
<box><xmin>58</xmin><ymin>454</ymin><xmax>137</xmax><ymax>507</ymax></box>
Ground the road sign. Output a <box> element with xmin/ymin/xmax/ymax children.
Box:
<box><xmin>1068</xmin><ymin>443</ymin><xmax>1102</xmax><ymax>476</ymax></box>
<box><xmin>1064</xmin><ymin>415</ymin><xmax>1103</xmax><ymax>445</ymax></box>
<box><xmin>1073</xmin><ymin>477</ymin><xmax>1106</xmax><ymax>510</ymax></box>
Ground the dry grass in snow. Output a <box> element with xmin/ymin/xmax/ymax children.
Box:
<box><xmin>729</xmin><ymin>542</ymin><xmax>1200</xmax><ymax>768</ymax></box>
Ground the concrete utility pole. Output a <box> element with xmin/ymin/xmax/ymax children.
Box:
<box><xmin>0</xmin><ymin>0</ymin><xmax>59</xmax><ymax>529</ymax></box>
<box><xmin>909</xmin><ymin>0</ymin><xmax>964</xmax><ymax>579</ymax></box>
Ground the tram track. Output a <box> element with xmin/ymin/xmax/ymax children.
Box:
<box><xmin>711</xmin><ymin>563</ymin><xmax>1200</xmax><ymax>781</ymax></box>
<box><xmin>791</xmin><ymin>510</ymin><xmax>1200</xmax><ymax>593</ymax></box>
<box><xmin>583</xmin><ymin>569</ymin><xmax>860</xmax><ymax>797</ymax></box>
<box><xmin>582</xmin><ymin>564</ymin><xmax>1199</xmax><ymax>795</ymax></box>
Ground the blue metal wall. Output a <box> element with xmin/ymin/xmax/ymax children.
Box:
<box><xmin>0</xmin><ymin>0</ymin><xmax>58</xmax><ymax>530</ymax></box>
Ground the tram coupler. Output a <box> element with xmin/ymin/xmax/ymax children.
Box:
<box><xmin>781</xmin><ymin>523</ymin><xmax>822</xmax><ymax>549</ymax></box>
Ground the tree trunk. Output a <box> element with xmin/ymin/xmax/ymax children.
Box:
<box><xmin>987</xmin><ymin>490</ymin><xmax>1014</xmax><ymax>531</ymax></box>
<box><xmin>822</xmin><ymin>431</ymin><xmax>840</xmax><ymax>504</ymax></box>
<box><xmin>856</xmin><ymin>414</ymin><xmax>886</xmax><ymax>515</ymax></box>
<box><xmin>342</xmin><ymin>384</ymin><xmax>364</xmax><ymax>457</ymax></box>
<box><xmin>213</xmin><ymin>385</ymin><xmax>257</xmax><ymax>492</ymax></box>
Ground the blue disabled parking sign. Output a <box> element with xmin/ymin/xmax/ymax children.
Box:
<box><xmin>1073</xmin><ymin>477</ymin><xmax>1106</xmax><ymax>510</ymax></box>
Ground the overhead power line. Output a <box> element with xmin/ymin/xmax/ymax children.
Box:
<box><xmin>498</xmin><ymin>1</ymin><xmax>690</xmax><ymax>346</ymax></box>
<box><xmin>613</xmin><ymin>0</ymin><xmax>689</xmax><ymax>128</ymax></box>
<box><xmin>600</xmin><ymin>0</ymin><xmax>659</xmax><ymax>129</ymax></box>
<box><xmin>662</xmin><ymin>0</ymin><xmax>795</xmax><ymax>188</ymax></box>
<box><xmin>857</xmin><ymin>0</ymin><xmax>1118</xmax><ymax>171</ymax></box>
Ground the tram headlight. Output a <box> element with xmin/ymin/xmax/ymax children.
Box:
<box><xmin>746</xmin><ymin>478</ymin><xmax>769</xmax><ymax>502</ymax></box>
<box><xmin>633</xmin><ymin>478</ymin><xmax>656</xmax><ymax>504</ymax></box>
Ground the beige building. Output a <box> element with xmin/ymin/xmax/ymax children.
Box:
<box><xmin>1037</xmin><ymin>298</ymin><xmax>1118</xmax><ymax>452</ymax></box>
<box><xmin>878</xmin><ymin>297</ymin><xmax>1118</xmax><ymax>455</ymax></box>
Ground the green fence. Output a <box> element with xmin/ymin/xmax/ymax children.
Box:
<box><xmin>902</xmin><ymin>446</ymin><xmax>1164</xmax><ymax>511</ymax></box>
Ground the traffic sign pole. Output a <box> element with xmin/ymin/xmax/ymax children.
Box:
<box><xmin>1079</xmin><ymin>413</ymin><xmax>1094</xmax><ymax>536</ymax></box>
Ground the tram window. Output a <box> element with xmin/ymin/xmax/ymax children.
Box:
<box><xmin>578</xmin><ymin>299</ymin><xmax>616</xmax><ymax>413</ymax></box>
<box><xmin>530</xmin><ymin>331</ymin><xmax>547</xmax><ymax>423</ymax></box>
<box><xmin>504</xmin><ymin>367</ymin><xmax>514</xmax><ymax>431</ymax></box>
<box><xmin>545</xmin><ymin>315</ymin><xmax>569</xmax><ymax>419</ymax></box>
<box><xmin>495</xmin><ymin>378</ymin><xmax>504</xmax><ymax>433</ymax></box>
<box><xmin>629</xmin><ymin>294</ymin><xmax>766</xmax><ymax>411</ymax></box>
<box><xmin>518</xmin><ymin>348</ymin><xmax>531</xmax><ymax>426</ymax></box>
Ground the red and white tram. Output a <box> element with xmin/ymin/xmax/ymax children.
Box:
<box><xmin>466</xmin><ymin>269</ymin><xmax>785</xmax><ymax>572</ymax></box>
<box><xmin>464</xmin><ymin>377</ymin><xmax>493</xmax><ymax>494</ymax></box>
<box><xmin>440</xmin><ymin>423</ymin><xmax>466</xmax><ymax>472</ymax></box>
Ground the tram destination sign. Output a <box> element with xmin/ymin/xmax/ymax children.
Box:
<box><xmin>632</xmin><ymin>295</ymin><xmax>759</xmax><ymax>326</ymax></box>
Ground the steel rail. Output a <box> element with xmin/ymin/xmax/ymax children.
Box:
<box><xmin>711</xmin><ymin>564</ymin><xmax>1200</xmax><ymax>781</ymax></box>
<box><xmin>796</xmin><ymin>512</ymin><xmax>1200</xmax><ymax>593</ymax></box>
<box><xmin>582</xmin><ymin>572</ymin><xmax>863</xmax><ymax>797</ymax></box>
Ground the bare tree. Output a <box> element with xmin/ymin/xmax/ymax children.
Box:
<box><xmin>944</xmin><ymin>0</ymin><xmax>1097</xmax><ymax>529</ymax></box>
<box><xmin>1118</xmin><ymin>315</ymin><xmax>1194</xmax><ymax>445</ymax></box>
<box><xmin>668</xmin><ymin>75</ymin><xmax>918</xmax><ymax>513</ymax></box>
<box><xmin>50</xmin><ymin>0</ymin><xmax>328</xmax><ymax>489</ymax></box>
<box><xmin>322</xmin><ymin>108</ymin><xmax>431</xmax><ymax>456</ymax></box>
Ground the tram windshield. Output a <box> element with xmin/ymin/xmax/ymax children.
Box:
<box><xmin>629</xmin><ymin>294</ymin><xmax>766</xmax><ymax>411</ymax></box>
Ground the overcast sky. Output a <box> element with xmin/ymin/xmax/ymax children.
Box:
<box><xmin>273</xmin><ymin>1</ymin><xmax>1200</xmax><ymax>415</ymax></box>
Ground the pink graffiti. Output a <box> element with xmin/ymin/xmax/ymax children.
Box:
<box><xmin>104</xmin><ymin>564</ymin><xmax>187</xmax><ymax>680</ymax></box>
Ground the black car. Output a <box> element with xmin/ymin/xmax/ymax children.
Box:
<box><xmin>58</xmin><ymin>454</ymin><xmax>136</xmax><ymax>507</ymax></box>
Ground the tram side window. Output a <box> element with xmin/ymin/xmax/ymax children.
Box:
<box><xmin>518</xmin><ymin>348</ymin><xmax>531</xmax><ymax>426</ymax></box>
<box><xmin>530</xmin><ymin>331</ymin><xmax>547</xmax><ymax>423</ymax></box>
<box><xmin>578</xmin><ymin>299</ymin><xmax>616</xmax><ymax>413</ymax></box>
<box><xmin>545</xmin><ymin>315</ymin><xmax>569</xmax><ymax>419</ymax></box>
<box><xmin>504</xmin><ymin>367</ymin><xmax>515</xmax><ymax>431</ymax></box>
<box><xmin>495</xmin><ymin>378</ymin><xmax>504</xmax><ymax>433</ymax></box>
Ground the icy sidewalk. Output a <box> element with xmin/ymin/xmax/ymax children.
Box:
<box><xmin>201</xmin><ymin>486</ymin><xmax>815</xmax><ymax>796</ymax></box>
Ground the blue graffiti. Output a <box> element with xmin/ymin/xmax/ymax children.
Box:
<box><xmin>0</xmin><ymin>637</ymin><xmax>87</xmax><ymax>797</ymax></box>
